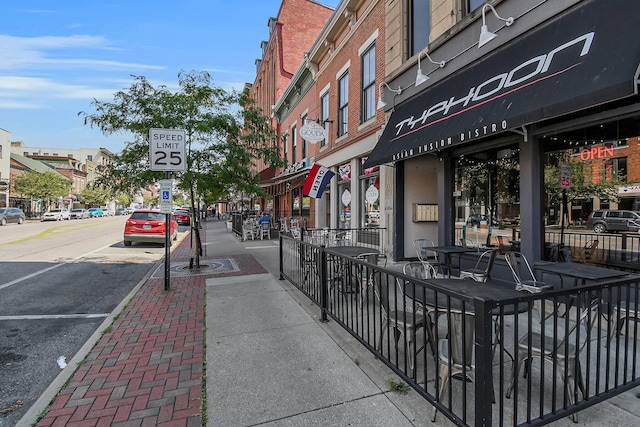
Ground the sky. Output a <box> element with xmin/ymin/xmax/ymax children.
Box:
<box><xmin>0</xmin><ymin>0</ymin><xmax>340</xmax><ymax>154</ymax></box>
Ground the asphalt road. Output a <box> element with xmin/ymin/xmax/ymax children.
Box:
<box><xmin>0</xmin><ymin>215</ymin><xmax>184</xmax><ymax>426</ymax></box>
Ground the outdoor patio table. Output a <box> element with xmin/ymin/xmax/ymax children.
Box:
<box><xmin>428</xmin><ymin>246</ymin><xmax>478</xmax><ymax>277</ymax></box>
<box><xmin>327</xmin><ymin>246</ymin><xmax>380</xmax><ymax>293</ymax></box>
<box><xmin>534</xmin><ymin>261</ymin><xmax>630</xmax><ymax>288</ymax></box>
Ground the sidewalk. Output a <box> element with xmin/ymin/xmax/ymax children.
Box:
<box><xmin>22</xmin><ymin>219</ymin><xmax>640</xmax><ymax>426</ymax></box>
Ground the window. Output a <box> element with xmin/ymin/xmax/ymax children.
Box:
<box><xmin>320</xmin><ymin>92</ymin><xmax>329</xmax><ymax>147</ymax></box>
<box><xmin>462</xmin><ymin>0</ymin><xmax>484</xmax><ymax>16</ymax></box>
<box><xmin>87</xmin><ymin>155</ymin><xmax>93</xmax><ymax>161</ymax></box>
<box><xmin>361</xmin><ymin>43</ymin><xmax>376</xmax><ymax>123</ymax></box>
<box><xmin>291</xmin><ymin>125</ymin><xmax>297</xmax><ymax>164</ymax></box>
<box><xmin>283</xmin><ymin>136</ymin><xmax>289</xmax><ymax>165</ymax></box>
<box><xmin>612</xmin><ymin>157</ymin><xmax>628</xmax><ymax>181</ymax></box>
<box><xmin>408</xmin><ymin>0</ymin><xmax>430</xmax><ymax>58</ymax></box>
<box><xmin>300</xmin><ymin>115</ymin><xmax>308</xmax><ymax>159</ymax></box>
<box><xmin>360</xmin><ymin>158</ymin><xmax>380</xmax><ymax>228</ymax></box>
<box><xmin>338</xmin><ymin>72</ymin><xmax>349</xmax><ymax>137</ymax></box>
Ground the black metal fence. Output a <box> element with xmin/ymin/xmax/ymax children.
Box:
<box><xmin>279</xmin><ymin>234</ymin><xmax>640</xmax><ymax>427</ymax></box>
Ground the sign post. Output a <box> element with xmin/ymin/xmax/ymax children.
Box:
<box><xmin>150</xmin><ymin>128</ymin><xmax>186</xmax><ymax>291</ymax></box>
<box><xmin>560</xmin><ymin>164</ymin><xmax>572</xmax><ymax>248</ymax></box>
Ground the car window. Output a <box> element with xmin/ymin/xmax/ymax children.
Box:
<box><xmin>607</xmin><ymin>211</ymin><xmax>620</xmax><ymax>218</ymax></box>
<box><xmin>622</xmin><ymin>211</ymin><xmax>638</xmax><ymax>219</ymax></box>
<box><xmin>0</xmin><ymin>209</ymin><xmax>6</xmax><ymax>214</ymax></box>
<box><xmin>131</xmin><ymin>212</ymin><xmax>164</xmax><ymax>221</ymax></box>
<box><xmin>591</xmin><ymin>211</ymin><xmax>603</xmax><ymax>218</ymax></box>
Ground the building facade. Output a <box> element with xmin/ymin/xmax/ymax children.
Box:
<box><xmin>364</xmin><ymin>0</ymin><xmax>640</xmax><ymax>263</ymax></box>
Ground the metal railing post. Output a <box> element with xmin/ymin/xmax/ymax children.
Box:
<box><xmin>279</xmin><ymin>234</ymin><xmax>284</xmax><ymax>280</ymax></box>
<box><xmin>319</xmin><ymin>246</ymin><xmax>328</xmax><ymax>322</ymax></box>
<box><xmin>474</xmin><ymin>297</ymin><xmax>494</xmax><ymax>427</ymax></box>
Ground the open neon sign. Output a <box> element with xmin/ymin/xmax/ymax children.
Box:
<box><xmin>579</xmin><ymin>145</ymin><xmax>614</xmax><ymax>161</ymax></box>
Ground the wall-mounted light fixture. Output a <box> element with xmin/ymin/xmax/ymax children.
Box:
<box><xmin>478</xmin><ymin>3</ymin><xmax>514</xmax><ymax>48</ymax></box>
<box><xmin>377</xmin><ymin>82</ymin><xmax>402</xmax><ymax>110</ymax></box>
<box><xmin>415</xmin><ymin>51</ymin><xmax>446</xmax><ymax>87</ymax></box>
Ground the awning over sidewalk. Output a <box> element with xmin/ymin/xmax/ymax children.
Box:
<box><xmin>364</xmin><ymin>0</ymin><xmax>640</xmax><ymax>167</ymax></box>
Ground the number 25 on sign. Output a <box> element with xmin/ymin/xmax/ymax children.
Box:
<box><xmin>149</xmin><ymin>128</ymin><xmax>186</xmax><ymax>171</ymax></box>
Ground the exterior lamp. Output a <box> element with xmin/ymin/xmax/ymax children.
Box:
<box><xmin>415</xmin><ymin>51</ymin><xmax>445</xmax><ymax>87</ymax></box>
<box><xmin>478</xmin><ymin>3</ymin><xmax>514</xmax><ymax>48</ymax></box>
<box><xmin>377</xmin><ymin>82</ymin><xmax>402</xmax><ymax>110</ymax></box>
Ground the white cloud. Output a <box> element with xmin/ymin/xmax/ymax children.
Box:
<box><xmin>0</xmin><ymin>34</ymin><xmax>163</xmax><ymax>71</ymax></box>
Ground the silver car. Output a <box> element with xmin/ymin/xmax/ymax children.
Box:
<box><xmin>70</xmin><ymin>208</ymin><xmax>90</xmax><ymax>219</ymax></box>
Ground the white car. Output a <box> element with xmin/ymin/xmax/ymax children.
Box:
<box><xmin>42</xmin><ymin>209</ymin><xmax>71</xmax><ymax>221</ymax></box>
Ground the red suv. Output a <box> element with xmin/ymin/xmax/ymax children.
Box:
<box><xmin>123</xmin><ymin>209</ymin><xmax>178</xmax><ymax>246</ymax></box>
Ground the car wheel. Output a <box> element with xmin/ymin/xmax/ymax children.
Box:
<box><xmin>593</xmin><ymin>223</ymin><xmax>606</xmax><ymax>233</ymax></box>
<box><xmin>124</xmin><ymin>240</ymin><xmax>132</xmax><ymax>247</ymax></box>
<box><xmin>1</xmin><ymin>218</ymin><xmax>6</xmax><ymax>226</ymax></box>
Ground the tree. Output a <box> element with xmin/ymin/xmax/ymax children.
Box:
<box><xmin>79</xmin><ymin>70</ymin><xmax>284</xmax><ymax>267</ymax></box>
<box><xmin>13</xmin><ymin>171</ymin><xmax>72</xmax><ymax>214</ymax></box>
<box><xmin>81</xmin><ymin>185</ymin><xmax>112</xmax><ymax>207</ymax></box>
<box><xmin>544</xmin><ymin>151</ymin><xmax>620</xmax><ymax>224</ymax></box>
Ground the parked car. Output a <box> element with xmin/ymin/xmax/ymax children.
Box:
<box><xmin>173</xmin><ymin>209</ymin><xmax>191</xmax><ymax>225</ymax></box>
<box><xmin>586</xmin><ymin>209</ymin><xmax>640</xmax><ymax>233</ymax></box>
<box><xmin>123</xmin><ymin>209</ymin><xmax>178</xmax><ymax>246</ymax></box>
<box><xmin>116</xmin><ymin>208</ymin><xmax>129</xmax><ymax>216</ymax></box>
<box><xmin>42</xmin><ymin>208</ymin><xmax>71</xmax><ymax>221</ymax></box>
<box><xmin>88</xmin><ymin>208</ymin><xmax>104</xmax><ymax>218</ymax></box>
<box><xmin>466</xmin><ymin>214</ymin><xmax>498</xmax><ymax>227</ymax></box>
<box><xmin>0</xmin><ymin>207</ymin><xmax>26</xmax><ymax>225</ymax></box>
<box><xmin>70</xmin><ymin>208</ymin><xmax>90</xmax><ymax>219</ymax></box>
<box><xmin>103</xmin><ymin>208</ymin><xmax>115</xmax><ymax>217</ymax></box>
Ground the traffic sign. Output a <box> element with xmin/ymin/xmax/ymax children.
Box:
<box><xmin>560</xmin><ymin>164</ymin><xmax>571</xmax><ymax>189</ymax></box>
<box><xmin>149</xmin><ymin>128</ymin><xmax>186</xmax><ymax>171</ymax></box>
<box><xmin>159</xmin><ymin>179</ymin><xmax>173</xmax><ymax>213</ymax></box>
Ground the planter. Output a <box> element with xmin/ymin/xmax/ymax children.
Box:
<box><xmin>226</xmin><ymin>221</ymin><xmax>233</xmax><ymax>230</ymax></box>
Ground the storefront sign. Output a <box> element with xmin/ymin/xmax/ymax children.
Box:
<box><xmin>364</xmin><ymin>0</ymin><xmax>640</xmax><ymax>167</ymax></box>
<box><xmin>300</xmin><ymin>122</ymin><xmax>327</xmax><ymax>144</ymax></box>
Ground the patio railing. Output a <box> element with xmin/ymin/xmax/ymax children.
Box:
<box><xmin>279</xmin><ymin>234</ymin><xmax>640</xmax><ymax>427</ymax></box>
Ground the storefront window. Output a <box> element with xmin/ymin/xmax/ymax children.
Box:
<box><xmin>360</xmin><ymin>158</ymin><xmax>380</xmax><ymax>228</ymax></box>
<box><xmin>337</xmin><ymin>163</ymin><xmax>351</xmax><ymax>229</ymax></box>
<box><xmin>455</xmin><ymin>146</ymin><xmax>520</xmax><ymax>231</ymax></box>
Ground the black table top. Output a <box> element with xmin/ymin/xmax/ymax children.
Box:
<box><xmin>429</xmin><ymin>246</ymin><xmax>478</xmax><ymax>254</ymax></box>
<box><xmin>402</xmin><ymin>278</ymin><xmax>527</xmax><ymax>315</ymax></box>
<box><xmin>327</xmin><ymin>246</ymin><xmax>379</xmax><ymax>258</ymax></box>
<box><xmin>534</xmin><ymin>262</ymin><xmax>629</xmax><ymax>282</ymax></box>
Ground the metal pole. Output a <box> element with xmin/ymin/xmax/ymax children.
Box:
<box><xmin>164</xmin><ymin>171</ymin><xmax>171</xmax><ymax>291</ymax></box>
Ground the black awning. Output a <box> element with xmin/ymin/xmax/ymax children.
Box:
<box><xmin>365</xmin><ymin>0</ymin><xmax>640</xmax><ymax>167</ymax></box>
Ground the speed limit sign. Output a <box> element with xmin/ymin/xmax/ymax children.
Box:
<box><xmin>560</xmin><ymin>164</ymin><xmax>571</xmax><ymax>189</ymax></box>
<box><xmin>149</xmin><ymin>128</ymin><xmax>186</xmax><ymax>171</ymax></box>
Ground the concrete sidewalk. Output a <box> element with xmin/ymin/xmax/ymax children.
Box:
<box><xmin>22</xmin><ymin>218</ymin><xmax>640</xmax><ymax>427</ymax></box>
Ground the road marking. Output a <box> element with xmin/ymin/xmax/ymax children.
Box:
<box><xmin>0</xmin><ymin>314</ymin><xmax>109</xmax><ymax>320</ymax></box>
<box><xmin>0</xmin><ymin>241</ymin><xmax>121</xmax><ymax>291</ymax></box>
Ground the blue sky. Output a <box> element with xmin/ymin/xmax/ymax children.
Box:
<box><xmin>1</xmin><ymin>0</ymin><xmax>339</xmax><ymax>154</ymax></box>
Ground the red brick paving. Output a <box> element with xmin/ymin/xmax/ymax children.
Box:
<box><xmin>36</xmin><ymin>223</ymin><xmax>266</xmax><ymax>426</ymax></box>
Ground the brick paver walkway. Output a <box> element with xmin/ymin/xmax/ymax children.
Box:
<box><xmin>36</xmin><ymin>224</ymin><xmax>265</xmax><ymax>427</ymax></box>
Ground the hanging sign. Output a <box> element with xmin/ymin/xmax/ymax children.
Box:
<box><xmin>300</xmin><ymin>121</ymin><xmax>327</xmax><ymax>144</ymax></box>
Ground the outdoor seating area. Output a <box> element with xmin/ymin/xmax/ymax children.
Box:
<box><xmin>279</xmin><ymin>233</ymin><xmax>640</xmax><ymax>427</ymax></box>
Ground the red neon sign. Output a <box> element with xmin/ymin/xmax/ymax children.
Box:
<box><xmin>580</xmin><ymin>145</ymin><xmax>614</xmax><ymax>161</ymax></box>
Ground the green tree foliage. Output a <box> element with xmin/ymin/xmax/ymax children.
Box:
<box><xmin>13</xmin><ymin>171</ymin><xmax>72</xmax><ymax>211</ymax></box>
<box><xmin>81</xmin><ymin>185</ymin><xmax>112</xmax><ymax>206</ymax></box>
<box><xmin>544</xmin><ymin>151</ymin><xmax>620</xmax><ymax>222</ymax></box>
<box><xmin>79</xmin><ymin>70</ymin><xmax>284</xmax><ymax>266</ymax></box>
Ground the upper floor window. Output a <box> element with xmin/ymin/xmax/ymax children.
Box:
<box><xmin>338</xmin><ymin>72</ymin><xmax>349</xmax><ymax>137</ymax></box>
<box><xmin>87</xmin><ymin>155</ymin><xmax>93</xmax><ymax>161</ymax></box>
<box><xmin>361</xmin><ymin>43</ymin><xmax>376</xmax><ymax>123</ymax></box>
<box><xmin>612</xmin><ymin>157</ymin><xmax>628</xmax><ymax>181</ymax></box>
<box><xmin>291</xmin><ymin>125</ymin><xmax>297</xmax><ymax>164</ymax></box>
<box><xmin>300</xmin><ymin>114</ymin><xmax>308</xmax><ymax>159</ymax></box>
<box><xmin>320</xmin><ymin>91</ymin><xmax>329</xmax><ymax>147</ymax></box>
<box><xmin>408</xmin><ymin>0</ymin><xmax>430</xmax><ymax>57</ymax></box>
<box><xmin>462</xmin><ymin>0</ymin><xmax>484</xmax><ymax>16</ymax></box>
<box><xmin>283</xmin><ymin>136</ymin><xmax>289</xmax><ymax>165</ymax></box>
